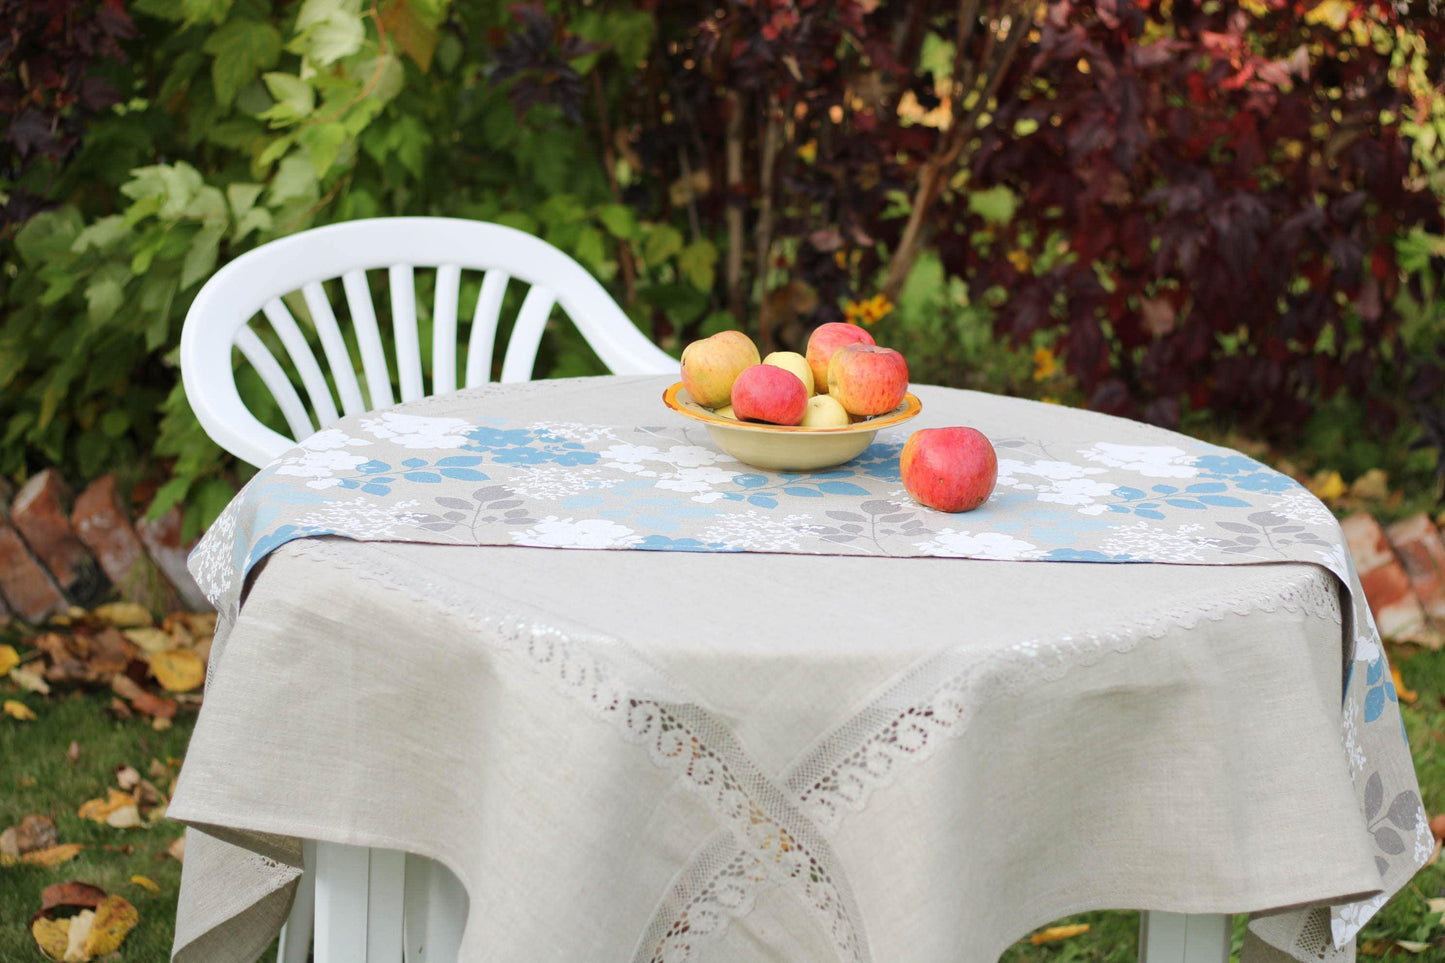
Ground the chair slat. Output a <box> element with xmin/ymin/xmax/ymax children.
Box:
<box><xmin>302</xmin><ymin>281</ymin><xmax>367</xmax><ymax>417</ymax></box>
<box><xmin>499</xmin><ymin>285</ymin><xmax>556</xmax><ymax>383</ymax></box>
<box><xmin>403</xmin><ymin>853</ymin><xmax>467</xmax><ymax>962</ymax></box>
<box><xmin>235</xmin><ymin>327</ymin><xmax>315</xmax><ymax>443</ymax></box>
<box><xmin>313</xmin><ymin>842</ymin><xmax>370</xmax><ymax>963</ymax></box>
<box><xmin>276</xmin><ymin>838</ymin><xmax>316</xmax><ymax>963</ymax></box>
<box><xmin>389</xmin><ymin>265</ymin><xmax>425</xmax><ymax>402</ymax></box>
<box><xmin>431</xmin><ymin>264</ymin><xmax>461</xmax><ymax>396</ymax></box>
<box><xmin>342</xmin><ymin>269</ymin><xmax>395</xmax><ymax>410</ymax></box>
<box><xmin>261</xmin><ymin>298</ymin><xmax>341</xmax><ymax>428</ymax></box>
<box><xmin>366</xmin><ymin>849</ymin><xmax>406</xmax><ymax>962</ymax></box>
<box><xmin>463</xmin><ymin>270</ymin><xmax>509</xmax><ymax>387</ymax></box>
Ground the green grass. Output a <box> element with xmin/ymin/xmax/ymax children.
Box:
<box><xmin>3</xmin><ymin>649</ymin><xmax>1442</xmax><ymax>961</ymax></box>
<box><xmin>1</xmin><ymin>689</ymin><xmax>196</xmax><ymax>962</ymax></box>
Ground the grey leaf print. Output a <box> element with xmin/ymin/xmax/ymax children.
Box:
<box><xmin>1373</xmin><ymin>827</ymin><xmax>1405</xmax><ymax>855</ymax></box>
<box><xmin>1364</xmin><ymin>772</ymin><xmax>1383</xmax><ymax>820</ymax></box>
<box><xmin>1385</xmin><ymin>791</ymin><xmax>1421</xmax><ymax>831</ymax></box>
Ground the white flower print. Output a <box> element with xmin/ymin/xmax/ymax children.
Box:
<box><xmin>273</xmin><ymin>431</ymin><xmax>374</xmax><ymax>489</ymax></box>
<box><xmin>290</xmin><ymin>498</ymin><xmax>426</xmax><ymax>540</ymax></box>
<box><xmin>1080</xmin><ymin>443</ymin><xmax>1197</xmax><ymax>478</ymax></box>
<box><xmin>506</xmin><ymin>464</ymin><xmax>621</xmax><ymax>501</ymax></box>
<box><xmin>916</xmin><ymin>530</ymin><xmax>1040</xmax><ymax>559</ymax></box>
<box><xmin>358</xmin><ymin>411</ymin><xmax>473</xmax><ymax>449</ymax></box>
<box><xmin>515</xmin><ymin>516</ymin><xmax>642</xmax><ymax>548</ymax></box>
<box><xmin>657</xmin><ymin>466</ymin><xmax>741</xmax><ymax>494</ymax></box>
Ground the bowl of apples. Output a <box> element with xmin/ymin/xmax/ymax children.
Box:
<box><xmin>663</xmin><ymin>323</ymin><xmax>922</xmax><ymax>471</ymax></box>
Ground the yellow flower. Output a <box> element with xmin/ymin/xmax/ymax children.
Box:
<box><xmin>844</xmin><ymin>294</ymin><xmax>894</xmax><ymax>328</ymax></box>
<box><xmin>1007</xmin><ymin>249</ymin><xmax>1032</xmax><ymax>273</ymax></box>
<box><xmin>1032</xmin><ymin>345</ymin><xmax>1059</xmax><ymax>381</ymax></box>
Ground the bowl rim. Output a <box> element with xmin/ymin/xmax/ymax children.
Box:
<box><xmin>662</xmin><ymin>382</ymin><xmax>921</xmax><ymax>434</ymax></box>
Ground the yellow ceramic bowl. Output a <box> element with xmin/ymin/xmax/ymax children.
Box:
<box><xmin>662</xmin><ymin>382</ymin><xmax>922</xmax><ymax>471</ymax></box>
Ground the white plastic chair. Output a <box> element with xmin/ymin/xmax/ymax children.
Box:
<box><xmin>180</xmin><ymin>216</ymin><xmax>676</xmax><ymax>469</ymax></box>
<box><xmin>179</xmin><ymin>217</ymin><xmax>674</xmax><ymax>963</ymax></box>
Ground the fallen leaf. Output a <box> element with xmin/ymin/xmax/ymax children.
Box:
<box><xmin>114</xmin><ymin>766</ymin><xmax>140</xmax><ymax>791</ymax></box>
<box><xmin>1029</xmin><ymin>923</ymin><xmax>1090</xmax><ymax>944</ymax></box>
<box><xmin>92</xmin><ymin>602</ymin><xmax>153</xmax><ymax>628</ymax></box>
<box><xmin>129</xmin><ymin>875</ymin><xmax>159</xmax><ymax>894</ymax></box>
<box><xmin>1392</xmin><ymin>667</ymin><xmax>1419</xmax><ymax>704</ymax></box>
<box><xmin>5</xmin><ymin>699</ymin><xmax>37</xmax><ymax>721</ymax></box>
<box><xmin>121</xmin><ymin>628</ymin><xmax>172</xmax><ymax>656</ymax></box>
<box><xmin>105</xmin><ymin>805</ymin><xmax>141</xmax><ymax>829</ymax></box>
<box><xmin>21</xmin><ymin>843</ymin><xmax>84</xmax><ymax>867</ymax></box>
<box><xmin>83</xmin><ymin>895</ymin><xmax>138</xmax><ymax>956</ymax></box>
<box><xmin>39</xmin><ymin>881</ymin><xmax>107</xmax><ymax>914</ymax></box>
<box><xmin>0</xmin><ymin>826</ymin><xmax>18</xmax><ymax>861</ymax></box>
<box><xmin>1394</xmin><ymin>940</ymin><xmax>1430</xmax><ymax>953</ymax></box>
<box><xmin>79</xmin><ymin>789</ymin><xmax>137</xmax><ymax>824</ymax></box>
<box><xmin>1427</xmin><ymin>896</ymin><xmax>1445</xmax><ymax>917</ymax></box>
<box><xmin>1430</xmin><ymin>813</ymin><xmax>1445</xmax><ymax>841</ymax></box>
<box><xmin>67</xmin><ymin>741</ymin><xmax>80</xmax><ymax>763</ymax></box>
<box><xmin>1350</xmin><ymin>468</ymin><xmax>1390</xmax><ymax>501</ymax></box>
<box><xmin>148</xmin><ymin>649</ymin><xmax>204</xmax><ymax>692</ymax></box>
<box><xmin>0</xmin><ymin>643</ymin><xmax>18</xmax><ymax>674</ymax></box>
<box><xmin>151</xmin><ymin>715</ymin><xmax>172</xmax><ymax>732</ymax></box>
<box><xmin>1308</xmin><ymin>470</ymin><xmax>1347</xmax><ymax>502</ymax></box>
<box><xmin>166</xmin><ymin>836</ymin><xmax>185</xmax><ymax>863</ymax></box>
<box><xmin>65</xmin><ymin>908</ymin><xmax>94</xmax><ymax>961</ymax></box>
<box><xmin>18</xmin><ymin>814</ymin><xmax>59</xmax><ymax>852</ymax></box>
<box><xmin>11</xmin><ymin>663</ymin><xmax>51</xmax><ymax>694</ymax></box>
<box><xmin>31</xmin><ymin>917</ymin><xmax>69</xmax><ymax>962</ymax></box>
<box><xmin>130</xmin><ymin>690</ymin><xmax>177</xmax><ymax>720</ymax></box>
<box><xmin>110</xmin><ymin>675</ymin><xmax>145</xmax><ymax>701</ymax></box>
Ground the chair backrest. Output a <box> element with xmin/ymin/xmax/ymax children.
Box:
<box><xmin>179</xmin><ymin>216</ymin><xmax>676</xmax><ymax>468</ymax></box>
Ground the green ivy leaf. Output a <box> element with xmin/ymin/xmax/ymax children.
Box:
<box><xmin>14</xmin><ymin>207</ymin><xmax>84</xmax><ymax>265</ymax></box>
<box><xmin>267</xmin><ymin>154</ymin><xmax>320</xmax><ymax>205</ymax></box>
<box><xmin>643</xmin><ymin>223</ymin><xmax>683</xmax><ymax>265</ymax></box>
<box><xmin>182</xmin><ymin>222</ymin><xmax>227</xmax><ymax>289</ymax></box>
<box><xmin>204</xmin><ymin>18</ymin><xmax>283</xmax><ymax>108</ymax></box>
<box><xmin>181</xmin><ymin>0</ymin><xmax>235</xmax><ymax>25</ymax></box>
<box><xmin>293</xmin><ymin>0</ymin><xmax>366</xmax><ymax>65</ymax></box>
<box><xmin>967</xmin><ymin>185</ymin><xmax>1018</xmax><ymax>226</ymax></box>
<box><xmin>85</xmin><ymin>266</ymin><xmax>129</xmax><ymax>327</ymax></box>
<box><xmin>596</xmin><ymin>203</ymin><xmax>637</xmax><ymax>240</ymax></box>
<box><xmin>677</xmin><ymin>239</ymin><xmax>717</xmax><ymax>292</ymax></box>
<box><xmin>301</xmin><ymin>121</ymin><xmax>350</xmax><ymax>176</ymax></box>
<box><xmin>574</xmin><ymin>226</ymin><xmax>606</xmax><ymax>272</ymax></box>
<box><xmin>71</xmin><ymin>216</ymin><xmax>130</xmax><ymax>255</ymax></box>
<box><xmin>227</xmin><ymin>183</ymin><xmax>266</xmax><ymax>218</ymax></box>
<box><xmin>261</xmin><ymin>73</ymin><xmax>316</xmax><ymax>124</ymax></box>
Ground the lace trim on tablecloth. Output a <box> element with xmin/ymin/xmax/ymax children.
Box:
<box><xmin>282</xmin><ymin>540</ymin><xmax>1355</xmax><ymax>963</ymax></box>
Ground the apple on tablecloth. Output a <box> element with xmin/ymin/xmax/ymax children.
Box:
<box><xmin>900</xmin><ymin>427</ymin><xmax>997</xmax><ymax>513</ymax></box>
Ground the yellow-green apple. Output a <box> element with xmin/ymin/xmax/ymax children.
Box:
<box><xmin>826</xmin><ymin>343</ymin><xmax>908</xmax><ymax>416</ymax></box>
<box><xmin>762</xmin><ymin>350</ymin><xmax>815</xmax><ymax>395</ymax></box>
<box><xmin>800</xmin><ymin>394</ymin><xmax>849</xmax><ymax>427</ymax></box>
<box><xmin>712</xmin><ymin>405</ymin><xmax>737</xmax><ymax>420</ymax></box>
<box><xmin>805</xmin><ymin>322</ymin><xmax>874</xmax><ymax>393</ymax></box>
<box><xmin>730</xmin><ymin>364</ymin><xmax>808</xmax><ymax>425</ymax></box>
<box><xmin>681</xmin><ymin>331</ymin><xmax>760</xmax><ymax>407</ymax></box>
<box><xmin>900</xmin><ymin>427</ymin><xmax>997</xmax><ymax>512</ymax></box>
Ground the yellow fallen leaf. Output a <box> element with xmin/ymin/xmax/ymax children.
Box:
<box><xmin>0</xmin><ymin>643</ymin><xmax>18</xmax><ymax>674</ymax></box>
<box><xmin>79</xmin><ymin>788</ymin><xmax>137</xmax><ymax>823</ymax></box>
<box><xmin>130</xmin><ymin>874</ymin><xmax>160</xmax><ymax>894</ymax></box>
<box><xmin>11</xmin><ymin>663</ymin><xmax>51</xmax><ymax>694</ymax></box>
<box><xmin>1427</xmin><ymin>896</ymin><xmax>1445</xmax><ymax>917</ymax></box>
<box><xmin>1394</xmin><ymin>940</ymin><xmax>1430</xmax><ymax>954</ymax></box>
<box><xmin>1392</xmin><ymin>667</ymin><xmax>1418</xmax><ymax>705</ymax></box>
<box><xmin>4</xmin><ymin>699</ymin><xmax>36</xmax><ymax>721</ymax></box>
<box><xmin>31</xmin><ymin>917</ymin><xmax>70</xmax><ymax>961</ymax></box>
<box><xmin>21</xmin><ymin>843</ymin><xmax>84</xmax><ymax>867</ymax></box>
<box><xmin>123</xmin><ymin>627</ymin><xmax>173</xmax><ymax>655</ymax></box>
<box><xmin>148</xmin><ymin>648</ymin><xmax>205</xmax><ymax>692</ymax></box>
<box><xmin>105</xmin><ymin>805</ymin><xmax>141</xmax><ymax>829</ymax></box>
<box><xmin>166</xmin><ymin>836</ymin><xmax>186</xmax><ymax>863</ymax></box>
<box><xmin>93</xmin><ymin>602</ymin><xmax>153</xmax><ymax>628</ymax></box>
<box><xmin>65</xmin><ymin>908</ymin><xmax>94</xmax><ymax>962</ymax></box>
<box><xmin>1030</xmin><ymin>923</ymin><xmax>1091</xmax><ymax>945</ymax></box>
<box><xmin>83</xmin><ymin>894</ymin><xmax>139</xmax><ymax>956</ymax></box>
<box><xmin>1308</xmin><ymin>470</ymin><xmax>1347</xmax><ymax>502</ymax></box>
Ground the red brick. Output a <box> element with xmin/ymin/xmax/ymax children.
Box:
<box><xmin>1343</xmin><ymin>512</ymin><xmax>1430</xmax><ymax>642</ymax></box>
<box><xmin>1385</xmin><ymin>513</ymin><xmax>1445</xmax><ymax>648</ymax></box>
<box><xmin>11</xmin><ymin>469</ymin><xmax>109</xmax><ymax>605</ymax></box>
<box><xmin>136</xmin><ymin>505</ymin><xmax>211</xmax><ymax>612</ymax></box>
<box><xmin>0</xmin><ymin>512</ymin><xmax>67</xmax><ymax>623</ymax></box>
<box><xmin>72</xmin><ymin>476</ymin><xmax>146</xmax><ymax>585</ymax></box>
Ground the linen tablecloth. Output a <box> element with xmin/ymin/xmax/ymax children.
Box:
<box><xmin>169</xmin><ymin>376</ymin><xmax>1430</xmax><ymax>963</ymax></box>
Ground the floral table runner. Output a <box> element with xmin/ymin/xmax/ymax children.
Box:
<box><xmin>188</xmin><ymin>377</ymin><xmax>1430</xmax><ymax>953</ymax></box>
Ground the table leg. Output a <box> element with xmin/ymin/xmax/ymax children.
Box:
<box><xmin>403</xmin><ymin>853</ymin><xmax>468</xmax><ymax>962</ymax></box>
<box><xmin>1139</xmin><ymin>911</ymin><xmax>1232</xmax><ymax>963</ymax></box>
<box><xmin>276</xmin><ymin>838</ymin><xmax>316</xmax><ymax>963</ymax></box>
<box><xmin>314</xmin><ymin>841</ymin><xmax>372</xmax><ymax>962</ymax></box>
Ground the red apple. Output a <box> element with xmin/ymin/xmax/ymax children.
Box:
<box><xmin>681</xmin><ymin>330</ymin><xmax>761</xmax><ymax>408</ymax></box>
<box><xmin>731</xmin><ymin>364</ymin><xmax>808</xmax><ymax>425</ymax></box>
<box><xmin>805</xmin><ymin>322</ymin><xmax>875</xmax><ymax>394</ymax></box>
<box><xmin>826</xmin><ymin>343</ymin><xmax>909</xmax><ymax>416</ymax></box>
<box><xmin>900</xmin><ymin>427</ymin><xmax>997</xmax><ymax>513</ymax></box>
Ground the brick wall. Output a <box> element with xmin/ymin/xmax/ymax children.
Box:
<box><xmin>0</xmin><ymin>469</ymin><xmax>208</xmax><ymax>624</ymax></box>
